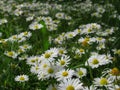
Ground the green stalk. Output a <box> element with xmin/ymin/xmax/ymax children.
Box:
<box><xmin>40</xmin><ymin>21</ymin><xmax>49</xmax><ymax>51</ymax></box>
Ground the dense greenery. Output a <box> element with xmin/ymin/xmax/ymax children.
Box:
<box><xmin>0</xmin><ymin>0</ymin><xmax>120</xmax><ymax>90</ymax></box>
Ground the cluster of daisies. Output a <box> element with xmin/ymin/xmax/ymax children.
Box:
<box><xmin>0</xmin><ymin>31</ymin><xmax>32</xmax><ymax>59</ymax></box>
<box><xmin>0</xmin><ymin>0</ymin><xmax>120</xmax><ymax>90</ymax></box>
<box><xmin>13</xmin><ymin>23</ymin><xmax>119</xmax><ymax>90</ymax></box>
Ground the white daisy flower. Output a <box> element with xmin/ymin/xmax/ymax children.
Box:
<box><xmin>19</xmin><ymin>54</ymin><xmax>28</xmax><ymax>60</ymax></box>
<box><xmin>27</xmin><ymin>56</ymin><xmax>40</xmax><ymax>65</ymax></box>
<box><xmin>41</xmin><ymin>48</ymin><xmax>58</xmax><ymax>62</ymax></box>
<box><xmin>95</xmin><ymin>37</ymin><xmax>106</xmax><ymax>44</ymax></box>
<box><xmin>55</xmin><ymin>12</ymin><xmax>65</xmax><ymax>19</ymax></box>
<box><xmin>19</xmin><ymin>44</ymin><xmax>32</xmax><ymax>50</ymax></box>
<box><xmin>8</xmin><ymin>35</ymin><xmax>18</xmax><ymax>42</ymax></box>
<box><xmin>29</xmin><ymin>22</ymin><xmax>43</xmax><ymax>30</ymax></box>
<box><xmin>4</xmin><ymin>51</ymin><xmax>18</xmax><ymax>59</ymax></box>
<box><xmin>55</xmin><ymin>69</ymin><xmax>74</xmax><ymax>81</ymax></box>
<box><xmin>17</xmin><ymin>48</ymin><xmax>26</xmax><ymax>54</ymax></box>
<box><xmin>75</xmin><ymin>48</ymin><xmax>85</xmax><ymax>56</ymax></box>
<box><xmin>58</xmin><ymin>47</ymin><xmax>67</xmax><ymax>56</ymax></box>
<box><xmin>102</xmin><ymin>67</ymin><xmax>120</xmax><ymax>82</ymax></box>
<box><xmin>15</xmin><ymin>75</ymin><xmax>29</xmax><ymax>82</ymax></box>
<box><xmin>26</xmin><ymin>16</ymin><xmax>34</xmax><ymax>21</ymax></box>
<box><xmin>74</xmin><ymin>28</ymin><xmax>81</xmax><ymax>35</ymax></box>
<box><xmin>65</xmin><ymin>32</ymin><xmax>77</xmax><ymax>39</ymax></box>
<box><xmin>14</xmin><ymin>9</ymin><xmax>23</xmax><ymax>16</ymax></box>
<box><xmin>0</xmin><ymin>18</ymin><xmax>8</xmax><ymax>25</ymax></box>
<box><xmin>19</xmin><ymin>31</ymin><xmax>32</xmax><ymax>38</ymax></box>
<box><xmin>58</xmin><ymin>78</ymin><xmax>83</xmax><ymax>90</ymax></box>
<box><xmin>78</xmin><ymin>37</ymin><xmax>95</xmax><ymax>46</ymax></box>
<box><xmin>44</xmin><ymin>65</ymin><xmax>59</xmax><ymax>78</ymax></box>
<box><xmin>85</xmin><ymin>54</ymin><xmax>112</xmax><ymax>69</ymax></box>
<box><xmin>47</xmin><ymin>84</ymin><xmax>58</xmax><ymax>90</ymax></box>
<box><xmin>17</xmin><ymin>36</ymin><xmax>26</xmax><ymax>43</ymax></box>
<box><xmin>113</xmin><ymin>49</ymin><xmax>120</xmax><ymax>56</ymax></box>
<box><xmin>83</xmin><ymin>85</ymin><xmax>97</xmax><ymax>90</ymax></box>
<box><xmin>93</xmin><ymin>77</ymin><xmax>114</xmax><ymax>89</ymax></box>
<box><xmin>30</xmin><ymin>65</ymin><xmax>41</xmax><ymax>74</ymax></box>
<box><xmin>56</xmin><ymin>55</ymin><xmax>70</xmax><ymax>67</ymax></box>
<box><xmin>75</xmin><ymin>68</ymin><xmax>87</xmax><ymax>78</ymax></box>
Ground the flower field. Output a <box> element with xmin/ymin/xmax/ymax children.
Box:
<box><xmin>0</xmin><ymin>0</ymin><xmax>120</xmax><ymax>90</ymax></box>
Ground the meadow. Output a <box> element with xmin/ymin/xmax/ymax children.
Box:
<box><xmin>0</xmin><ymin>0</ymin><xmax>120</xmax><ymax>90</ymax></box>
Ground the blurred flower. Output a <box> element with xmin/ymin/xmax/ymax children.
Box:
<box><xmin>15</xmin><ymin>75</ymin><xmax>29</xmax><ymax>82</ymax></box>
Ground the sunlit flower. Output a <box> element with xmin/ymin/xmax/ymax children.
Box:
<box><xmin>58</xmin><ymin>78</ymin><xmax>83</xmax><ymax>90</ymax></box>
<box><xmin>4</xmin><ymin>51</ymin><xmax>18</xmax><ymax>59</ymax></box>
<box><xmin>47</xmin><ymin>84</ymin><xmax>58</xmax><ymax>90</ymax></box>
<box><xmin>56</xmin><ymin>55</ymin><xmax>70</xmax><ymax>67</ymax></box>
<box><xmin>55</xmin><ymin>69</ymin><xmax>74</xmax><ymax>81</ymax></box>
<box><xmin>15</xmin><ymin>75</ymin><xmax>29</xmax><ymax>82</ymax></box>
<box><xmin>85</xmin><ymin>53</ymin><xmax>112</xmax><ymax>68</ymax></box>
<box><xmin>29</xmin><ymin>22</ymin><xmax>43</xmax><ymax>30</ymax></box>
<box><xmin>93</xmin><ymin>77</ymin><xmax>113</xmax><ymax>89</ymax></box>
<box><xmin>75</xmin><ymin>68</ymin><xmax>87</xmax><ymax>78</ymax></box>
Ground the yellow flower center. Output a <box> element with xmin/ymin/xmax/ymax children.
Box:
<box><xmin>34</xmin><ymin>25</ymin><xmax>39</xmax><ymax>29</ymax></box>
<box><xmin>23</xmin><ymin>45</ymin><xmax>28</xmax><ymax>49</ymax></box>
<box><xmin>85</xmin><ymin>37</ymin><xmax>90</xmax><ymax>41</ymax></box>
<box><xmin>13</xmin><ymin>36</ymin><xmax>17</xmax><ymax>39</ymax></box>
<box><xmin>60</xmin><ymin>60</ymin><xmax>65</xmax><ymax>65</ymax></box>
<box><xmin>48</xmin><ymin>68</ymin><xmax>54</xmax><ymax>74</ymax></box>
<box><xmin>78</xmin><ymin>70</ymin><xmax>83</xmax><ymax>76</ymax></box>
<box><xmin>117</xmin><ymin>50</ymin><xmax>120</xmax><ymax>55</ymax></box>
<box><xmin>100</xmin><ymin>78</ymin><xmax>108</xmax><ymax>85</ymax></box>
<box><xmin>52</xmin><ymin>87</ymin><xmax>57</xmax><ymax>90</ymax></box>
<box><xmin>19</xmin><ymin>76</ymin><xmax>25</xmax><ymax>81</ymax></box>
<box><xmin>59</xmin><ymin>50</ymin><xmax>64</xmax><ymax>54</ymax></box>
<box><xmin>45</xmin><ymin>53</ymin><xmax>51</xmax><ymax>58</ymax></box>
<box><xmin>24</xmin><ymin>32</ymin><xmax>28</xmax><ymax>35</ymax></box>
<box><xmin>82</xmin><ymin>38</ymin><xmax>89</xmax><ymax>46</ymax></box>
<box><xmin>31</xmin><ymin>59</ymin><xmax>35</xmax><ymax>63</ymax></box>
<box><xmin>110</xmin><ymin>68</ymin><xmax>120</xmax><ymax>76</ymax></box>
<box><xmin>62</xmin><ymin>71</ymin><xmax>68</xmax><ymax>77</ymax></box>
<box><xmin>66</xmin><ymin>85</ymin><xmax>75</xmax><ymax>90</ymax></box>
<box><xmin>88</xmin><ymin>29</ymin><xmax>92</xmax><ymax>32</ymax></box>
<box><xmin>97</xmin><ymin>37</ymin><xmax>102</xmax><ymax>41</ymax></box>
<box><xmin>79</xmin><ymin>49</ymin><xmax>84</xmax><ymax>52</ymax></box>
<box><xmin>69</xmin><ymin>34</ymin><xmax>73</xmax><ymax>37</ymax></box>
<box><xmin>43</xmin><ymin>64</ymin><xmax>48</xmax><ymax>68</ymax></box>
<box><xmin>77</xmin><ymin>29</ymin><xmax>81</xmax><ymax>33</ymax></box>
<box><xmin>18</xmin><ymin>49</ymin><xmax>24</xmax><ymax>53</ymax></box>
<box><xmin>35</xmin><ymin>66</ymin><xmax>39</xmax><ymax>70</ymax></box>
<box><xmin>116</xmin><ymin>88</ymin><xmax>120</xmax><ymax>90</ymax></box>
<box><xmin>92</xmin><ymin>58</ymin><xmax>99</xmax><ymax>64</ymax></box>
<box><xmin>8</xmin><ymin>52</ymin><xmax>14</xmax><ymax>56</ymax></box>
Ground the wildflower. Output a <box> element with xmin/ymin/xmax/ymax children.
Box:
<box><xmin>56</xmin><ymin>55</ymin><xmax>70</xmax><ymax>67</ymax></box>
<box><xmin>30</xmin><ymin>65</ymin><xmax>41</xmax><ymax>74</ymax></box>
<box><xmin>85</xmin><ymin>54</ymin><xmax>112</xmax><ymax>68</ymax></box>
<box><xmin>47</xmin><ymin>84</ymin><xmax>58</xmax><ymax>90</ymax></box>
<box><xmin>55</xmin><ymin>12</ymin><xmax>65</xmax><ymax>19</ymax></box>
<box><xmin>14</xmin><ymin>9</ymin><xmax>23</xmax><ymax>16</ymax></box>
<box><xmin>15</xmin><ymin>75</ymin><xmax>29</xmax><ymax>82</ymax></box>
<box><xmin>4</xmin><ymin>51</ymin><xmax>18</xmax><ymax>59</ymax></box>
<box><xmin>58</xmin><ymin>47</ymin><xmax>67</xmax><ymax>56</ymax></box>
<box><xmin>27</xmin><ymin>56</ymin><xmax>39</xmax><ymax>65</ymax></box>
<box><xmin>0</xmin><ymin>18</ymin><xmax>8</xmax><ymax>25</ymax></box>
<box><xmin>19</xmin><ymin>44</ymin><xmax>32</xmax><ymax>50</ymax></box>
<box><xmin>102</xmin><ymin>67</ymin><xmax>120</xmax><ymax>82</ymax></box>
<box><xmin>75</xmin><ymin>48</ymin><xmax>85</xmax><ymax>56</ymax></box>
<box><xmin>93</xmin><ymin>77</ymin><xmax>113</xmax><ymax>89</ymax></box>
<box><xmin>75</xmin><ymin>68</ymin><xmax>87</xmax><ymax>78</ymax></box>
<box><xmin>58</xmin><ymin>78</ymin><xmax>83</xmax><ymax>90</ymax></box>
<box><xmin>55</xmin><ymin>69</ymin><xmax>74</xmax><ymax>81</ymax></box>
<box><xmin>29</xmin><ymin>22</ymin><xmax>43</xmax><ymax>30</ymax></box>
